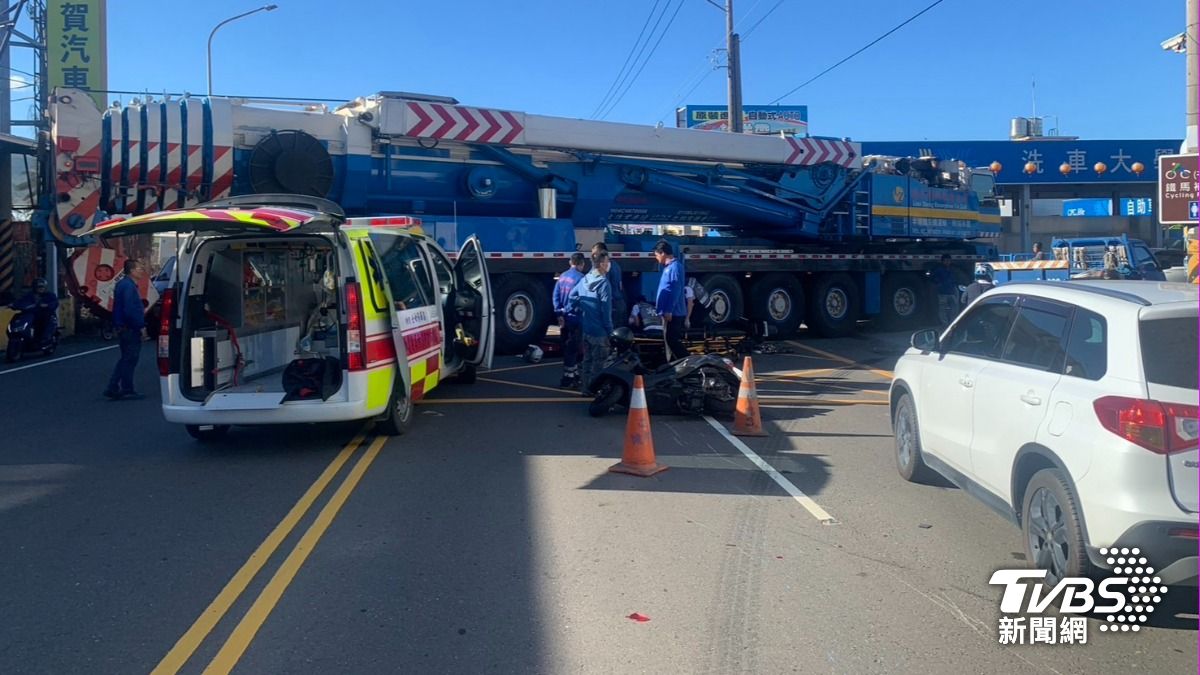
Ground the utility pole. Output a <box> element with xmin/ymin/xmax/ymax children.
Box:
<box><xmin>1187</xmin><ymin>0</ymin><xmax>1198</xmax><ymax>151</ymax></box>
<box><xmin>726</xmin><ymin>0</ymin><xmax>743</xmax><ymax>133</ymax></box>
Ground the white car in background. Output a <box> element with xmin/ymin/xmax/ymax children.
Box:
<box><xmin>889</xmin><ymin>281</ymin><xmax>1198</xmax><ymax>586</ymax></box>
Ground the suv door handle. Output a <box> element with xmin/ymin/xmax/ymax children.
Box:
<box><xmin>958</xmin><ymin>376</ymin><xmax>974</xmax><ymax>388</ymax></box>
<box><xmin>1020</xmin><ymin>393</ymin><xmax>1042</xmax><ymax>406</ymax></box>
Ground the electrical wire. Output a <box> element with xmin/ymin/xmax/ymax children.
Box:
<box><xmin>590</xmin><ymin>0</ymin><xmax>664</xmax><ymax>119</ymax></box>
<box><xmin>741</xmin><ymin>0</ymin><xmax>786</xmax><ymax>40</ymax></box>
<box><xmin>769</xmin><ymin>0</ymin><xmax>948</xmax><ymax>104</ymax></box>
<box><xmin>599</xmin><ymin>0</ymin><xmax>687</xmax><ymax>120</ymax></box>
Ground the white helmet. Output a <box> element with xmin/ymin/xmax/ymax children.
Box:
<box><xmin>523</xmin><ymin>345</ymin><xmax>544</xmax><ymax>363</ymax></box>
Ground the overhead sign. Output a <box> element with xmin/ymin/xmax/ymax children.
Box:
<box><xmin>1157</xmin><ymin>153</ymin><xmax>1199</xmax><ymax>225</ymax></box>
<box><xmin>861</xmin><ymin>140</ymin><xmax>1180</xmax><ymax>184</ymax></box>
<box><xmin>47</xmin><ymin>0</ymin><xmax>108</xmax><ymax>110</ymax></box>
<box><xmin>1062</xmin><ymin>198</ymin><xmax>1113</xmax><ymax>217</ymax></box>
<box><xmin>677</xmin><ymin>105</ymin><xmax>808</xmax><ymax>135</ymax></box>
<box><xmin>1119</xmin><ymin>198</ymin><xmax>1153</xmax><ymax>216</ymax></box>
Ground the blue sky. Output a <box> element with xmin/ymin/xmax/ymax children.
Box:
<box><xmin>14</xmin><ymin>0</ymin><xmax>1190</xmax><ymax>141</ymax></box>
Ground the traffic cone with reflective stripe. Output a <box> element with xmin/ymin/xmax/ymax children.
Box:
<box><xmin>733</xmin><ymin>356</ymin><xmax>767</xmax><ymax>437</ymax></box>
<box><xmin>609</xmin><ymin>375</ymin><xmax>668</xmax><ymax>477</ymax></box>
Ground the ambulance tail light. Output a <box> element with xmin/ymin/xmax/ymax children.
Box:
<box><xmin>346</xmin><ymin>282</ymin><xmax>365</xmax><ymax>371</ymax></box>
<box><xmin>157</xmin><ymin>288</ymin><xmax>175</xmax><ymax>376</ymax></box>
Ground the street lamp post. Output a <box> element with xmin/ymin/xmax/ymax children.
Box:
<box><xmin>207</xmin><ymin>4</ymin><xmax>279</xmax><ymax>97</ymax></box>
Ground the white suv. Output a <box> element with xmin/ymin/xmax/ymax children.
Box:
<box><xmin>890</xmin><ymin>281</ymin><xmax>1198</xmax><ymax>586</ymax></box>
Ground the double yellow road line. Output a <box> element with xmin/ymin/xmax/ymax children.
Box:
<box><xmin>153</xmin><ymin>430</ymin><xmax>387</xmax><ymax>675</ymax></box>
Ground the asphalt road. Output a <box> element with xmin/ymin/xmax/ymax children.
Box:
<box><xmin>0</xmin><ymin>331</ymin><xmax>1195</xmax><ymax>674</ymax></box>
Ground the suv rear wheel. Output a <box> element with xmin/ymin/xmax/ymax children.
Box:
<box><xmin>893</xmin><ymin>393</ymin><xmax>935</xmax><ymax>483</ymax></box>
<box><xmin>1021</xmin><ymin>469</ymin><xmax>1093</xmax><ymax>586</ymax></box>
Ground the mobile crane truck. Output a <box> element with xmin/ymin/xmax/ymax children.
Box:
<box><xmin>45</xmin><ymin>88</ymin><xmax>1001</xmax><ymax>353</ymax></box>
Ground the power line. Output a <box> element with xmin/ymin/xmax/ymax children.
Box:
<box><xmin>590</xmin><ymin>0</ymin><xmax>664</xmax><ymax>119</ymax></box>
<box><xmin>769</xmin><ymin>0</ymin><xmax>948</xmax><ymax>104</ymax></box>
<box><xmin>741</xmin><ymin>0</ymin><xmax>786</xmax><ymax>40</ymax></box>
<box><xmin>599</xmin><ymin>0</ymin><xmax>687</xmax><ymax>120</ymax></box>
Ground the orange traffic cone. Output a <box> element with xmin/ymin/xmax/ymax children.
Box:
<box><xmin>609</xmin><ymin>375</ymin><xmax>668</xmax><ymax>477</ymax></box>
<box><xmin>733</xmin><ymin>356</ymin><xmax>767</xmax><ymax>437</ymax></box>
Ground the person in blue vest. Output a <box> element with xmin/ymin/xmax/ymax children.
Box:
<box><xmin>568</xmin><ymin>249</ymin><xmax>613</xmax><ymax>395</ymax></box>
<box><xmin>553</xmin><ymin>252</ymin><xmax>587</xmax><ymax>388</ymax></box>
<box><xmin>104</xmin><ymin>259</ymin><xmax>147</xmax><ymax>400</ymax></box>
<box><xmin>591</xmin><ymin>242</ymin><xmax>625</xmax><ymax>330</ymax></box>
<box><xmin>653</xmin><ymin>239</ymin><xmax>688</xmax><ymax>361</ymax></box>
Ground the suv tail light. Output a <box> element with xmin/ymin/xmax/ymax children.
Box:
<box><xmin>1093</xmin><ymin>396</ymin><xmax>1200</xmax><ymax>454</ymax></box>
<box><xmin>346</xmin><ymin>282</ymin><xmax>364</xmax><ymax>371</ymax></box>
<box><xmin>157</xmin><ymin>288</ymin><xmax>175</xmax><ymax>376</ymax></box>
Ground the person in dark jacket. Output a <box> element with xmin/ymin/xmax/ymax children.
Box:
<box><xmin>654</xmin><ymin>239</ymin><xmax>687</xmax><ymax>360</ymax></box>
<box><xmin>569</xmin><ymin>249</ymin><xmax>614</xmax><ymax>395</ymax></box>
<box><xmin>16</xmin><ymin>278</ymin><xmax>58</xmax><ymax>345</ymax></box>
<box><xmin>553</xmin><ymin>252</ymin><xmax>587</xmax><ymax>388</ymax></box>
<box><xmin>591</xmin><ymin>242</ymin><xmax>625</xmax><ymax>329</ymax></box>
<box><xmin>104</xmin><ymin>259</ymin><xmax>146</xmax><ymax>400</ymax></box>
<box><xmin>930</xmin><ymin>254</ymin><xmax>958</xmax><ymax>330</ymax></box>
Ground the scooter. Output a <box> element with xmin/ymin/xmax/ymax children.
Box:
<box><xmin>587</xmin><ymin>327</ymin><xmax>742</xmax><ymax>418</ymax></box>
<box><xmin>5</xmin><ymin>300</ymin><xmax>59</xmax><ymax>363</ymax></box>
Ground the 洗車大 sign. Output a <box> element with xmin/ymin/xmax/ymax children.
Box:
<box><xmin>1157</xmin><ymin>153</ymin><xmax>1198</xmax><ymax>225</ymax></box>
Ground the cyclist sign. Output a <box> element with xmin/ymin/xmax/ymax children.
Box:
<box><xmin>1158</xmin><ymin>153</ymin><xmax>1198</xmax><ymax>225</ymax></box>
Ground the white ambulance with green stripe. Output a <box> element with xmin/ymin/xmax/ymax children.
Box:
<box><xmin>93</xmin><ymin>195</ymin><xmax>494</xmax><ymax>440</ymax></box>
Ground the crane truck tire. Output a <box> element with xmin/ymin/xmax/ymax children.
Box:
<box><xmin>808</xmin><ymin>273</ymin><xmax>861</xmax><ymax>338</ymax></box>
<box><xmin>699</xmin><ymin>274</ymin><xmax>744</xmax><ymax>330</ymax></box>
<box><xmin>492</xmin><ymin>273</ymin><xmax>551</xmax><ymax>355</ymax></box>
<box><xmin>878</xmin><ymin>273</ymin><xmax>928</xmax><ymax>330</ymax></box>
<box><xmin>748</xmin><ymin>273</ymin><xmax>805</xmax><ymax>337</ymax></box>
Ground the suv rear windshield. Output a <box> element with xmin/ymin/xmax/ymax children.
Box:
<box><xmin>1140</xmin><ymin>317</ymin><xmax>1198</xmax><ymax>390</ymax></box>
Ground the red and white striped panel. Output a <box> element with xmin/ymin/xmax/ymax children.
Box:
<box><xmin>104</xmin><ymin>110</ymin><xmax>125</xmax><ymax>214</ymax></box>
<box><xmin>209</xmin><ymin>98</ymin><xmax>234</xmax><ymax>202</ymax></box>
<box><xmin>162</xmin><ymin>100</ymin><xmax>185</xmax><ymax>211</ymax></box>
<box><xmin>783</xmin><ymin>137</ymin><xmax>858</xmax><ymax>168</ymax></box>
<box><xmin>70</xmin><ymin>246</ymin><xmax>159</xmax><ymax>313</ymax></box>
<box><xmin>138</xmin><ymin>102</ymin><xmax>164</xmax><ymax>214</ymax></box>
<box><xmin>403</xmin><ymin>101</ymin><xmax>526</xmax><ymax>145</ymax></box>
<box><xmin>990</xmin><ymin>260</ymin><xmax>1068</xmax><ymax>270</ymax></box>
<box><xmin>124</xmin><ymin>105</ymin><xmax>143</xmax><ymax>213</ymax></box>
<box><xmin>51</xmin><ymin>89</ymin><xmax>105</xmax><ymax>236</ymax></box>
<box><xmin>182</xmin><ymin>98</ymin><xmax>207</xmax><ymax>208</ymax></box>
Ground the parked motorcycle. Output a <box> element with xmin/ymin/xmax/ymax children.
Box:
<box><xmin>5</xmin><ymin>298</ymin><xmax>60</xmax><ymax>363</ymax></box>
<box><xmin>587</xmin><ymin>327</ymin><xmax>742</xmax><ymax>418</ymax></box>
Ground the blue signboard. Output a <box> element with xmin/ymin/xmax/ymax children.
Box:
<box><xmin>1063</xmin><ymin>198</ymin><xmax>1113</xmax><ymax>217</ymax></box>
<box><xmin>860</xmin><ymin>140</ymin><xmax>1181</xmax><ymax>184</ymax></box>
<box><xmin>1119</xmin><ymin>198</ymin><xmax>1154</xmax><ymax>216</ymax></box>
<box><xmin>677</xmin><ymin>105</ymin><xmax>808</xmax><ymax>135</ymax></box>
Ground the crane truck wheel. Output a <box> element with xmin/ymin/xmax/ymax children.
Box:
<box><xmin>748</xmin><ymin>273</ymin><xmax>804</xmax><ymax>337</ymax></box>
<box><xmin>699</xmin><ymin>274</ymin><xmax>744</xmax><ymax>330</ymax></box>
<box><xmin>808</xmin><ymin>273</ymin><xmax>861</xmax><ymax>338</ymax></box>
<box><xmin>492</xmin><ymin>274</ymin><xmax>552</xmax><ymax>355</ymax></box>
<box><xmin>878</xmin><ymin>273</ymin><xmax>927</xmax><ymax>330</ymax></box>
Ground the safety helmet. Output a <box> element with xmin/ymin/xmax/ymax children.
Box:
<box><xmin>610</xmin><ymin>326</ymin><xmax>635</xmax><ymax>349</ymax></box>
<box><xmin>523</xmin><ymin>345</ymin><xmax>544</xmax><ymax>364</ymax></box>
<box><xmin>974</xmin><ymin>263</ymin><xmax>994</xmax><ymax>281</ymax></box>
<box><xmin>33</xmin><ymin>278</ymin><xmax>47</xmax><ymax>293</ymax></box>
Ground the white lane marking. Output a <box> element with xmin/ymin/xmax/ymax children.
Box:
<box><xmin>703</xmin><ymin>415</ymin><xmax>837</xmax><ymax>525</ymax></box>
<box><xmin>0</xmin><ymin>345</ymin><xmax>119</xmax><ymax>375</ymax></box>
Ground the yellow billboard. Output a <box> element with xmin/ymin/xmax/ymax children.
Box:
<box><xmin>47</xmin><ymin>1</ymin><xmax>107</xmax><ymax>109</ymax></box>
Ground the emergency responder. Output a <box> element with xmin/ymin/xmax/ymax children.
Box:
<box><xmin>653</xmin><ymin>240</ymin><xmax>687</xmax><ymax>361</ymax></box>
<box><xmin>960</xmin><ymin>263</ymin><xmax>995</xmax><ymax>306</ymax></box>
<box><xmin>591</xmin><ymin>242</ymin><xmax>625</xmax><ymax>330</ymax></box>
<box><xmin>569</xmin><ymin>249</ymin><xmax>613</xmax><ymax>395</ymax></box>
<box><xmin>104</xmin><ymin>259</ymin><xmax>146</xmax><ymax>400</ymax></box>
<box><xmin>553</xmin><ymin>252</ymin><xmax>587</xmax><ymax>389</ymax></box>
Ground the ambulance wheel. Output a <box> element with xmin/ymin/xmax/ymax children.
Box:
<box><xmin>378</xmin><ymin>383</ymin><xmax>413</xmax><ymax>436</ymax></box>
<box><xmin>186</xmin><ymin>424</ymin><xmax>230</xmax><ymax>442</ymax></box>
<box><xmin>454</xmin><ymin>363</ymin><xmax>477</xmax><ymax>384</ymax></box>
<box><xmin>493</xmin><ymin>274</ymin><xmax>551</xmax><ymax>355</ymax></box>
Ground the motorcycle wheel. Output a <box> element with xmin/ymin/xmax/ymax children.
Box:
<box><xmin>5</xmin><ymin>337</ymin><xmax>22</xmax><ymax>363</ymax></box>
<box><xmin>100</xmin><ymin>323</ymin><xmax>115</xmax><ymax>341</ymax></box>
<box><xmin>589</xmin><ymin>381</ymin><xmax>626</xmax><ymax>418</ymax></box>
<box><xmin>703</xmin><ymin>369</ymin><xmax>740</xmax><ymax>418</ymax></box>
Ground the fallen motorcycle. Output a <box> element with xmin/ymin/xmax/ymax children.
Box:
<box><xmin>587</xmin><ymin>327</ymin><xmax>741</xmax><ymax>418</ymax></box>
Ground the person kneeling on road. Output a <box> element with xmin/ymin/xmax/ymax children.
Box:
<box><xmin>569</xmin><ymin>249</ymin><xmax>613</xmax><ymax>396</ymax></box>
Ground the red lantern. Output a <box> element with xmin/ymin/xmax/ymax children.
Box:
<box><xmin>1059</xmin><ymin>162</ymin><xmax>1072</xmax><ymax>176</ymax></box>
<box><xmin>1024</xmin><ymin>161</ymin><xmax>1038</xmax><ymax>174</ymax></box>
<box><xmin>989</xmin><ymin>161</ymin><xmax>1002</xmax><ymax>174</ymax></box>
<box><xmin>1094</xmin><ymin>161</ymin><xmax>1108</xmax><ymax>175</ymax></box>
<box><xmin>1131</xmin><ymin>161</ymin><xmax>1145</xmax><ymax>176</ymax></box>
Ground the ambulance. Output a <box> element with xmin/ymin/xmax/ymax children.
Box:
<box><xmin>92</xmin><ymin>194</ymin><xmax>494</xmax><ymax>440</ymax></box>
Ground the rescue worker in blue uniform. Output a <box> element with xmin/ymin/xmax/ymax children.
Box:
<box><xmin>104</xmin><ymin>259</ymin><xmax>147</xmax><ymax>400</ymax></box>
<box><xmin>569</xmin><ymin>249</ymin><xmax>613</xmax><ymax>395</ymax></box>
<box><xmin>553</xmin><ymin>252</ymin><xmax>587</xmax><ymax>388</ymax></box>
<box><xmin>591</xmin><ymin>242</ymin><xmax>625</xmax><ymax>330</ymax></box>
<box><xmin>653</xmin><ymin>240</ymin><xmax>687</xmax><ymax>361</ymax></box>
